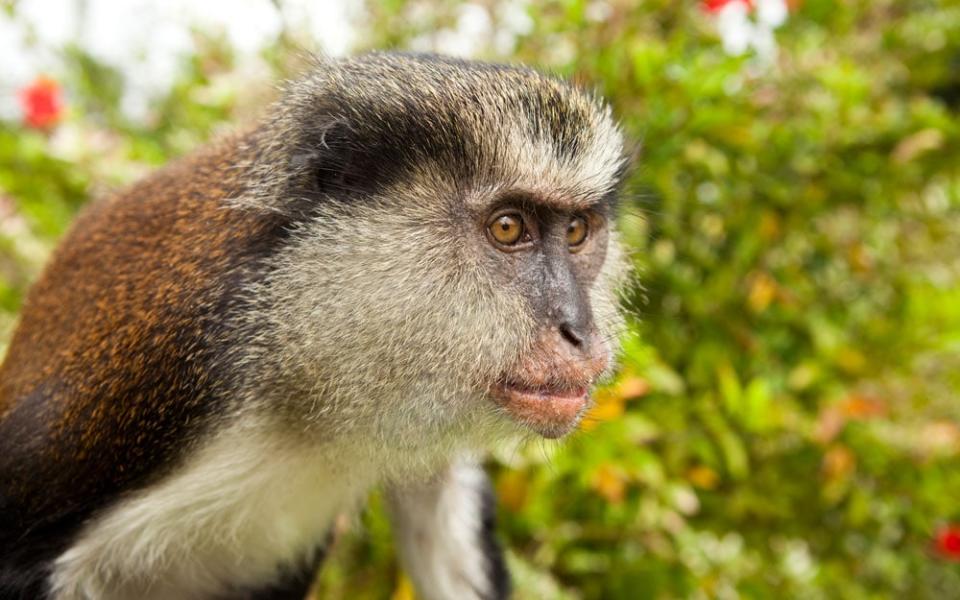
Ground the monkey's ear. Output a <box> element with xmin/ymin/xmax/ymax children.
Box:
<box><xmin>300</xmin><ymin>118</ymin><xmax>360</xmax><ymax>198</ymax></box>
<box><xmin>238</xmin><ymin>116</ymin><xmax>366</xmax><ymax>218</ymax></box>
<box><xmin>296</xmin><ymin>117</ymin><xmax>392</xmax><ymax>204</ymax></box>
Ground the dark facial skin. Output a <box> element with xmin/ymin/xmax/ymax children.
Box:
<box><xmin>473</xmin><ymin>192</ymin><xmax>613</xmax><ymax>438</ymax></box>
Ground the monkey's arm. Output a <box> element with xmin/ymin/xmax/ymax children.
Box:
<box><xmin>386</xmin><ymin>460</ymin><xmax>510</xmax><ymax>600</ymax></box>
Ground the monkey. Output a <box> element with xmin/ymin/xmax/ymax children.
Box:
<box><xmin>0</xmin><ymin>52</ymin><xmax>628</xmax><ymax>600</ymax></box>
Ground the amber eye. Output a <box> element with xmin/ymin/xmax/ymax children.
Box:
<box><xmin>488</xmin><ymin>213</ymin><xmax>525</xmax><ymax>246</ymax></box>
<box><xmin>567</xmin><ymin>215</ymin><xmax>589</xmax><ymax>248</ymax></box>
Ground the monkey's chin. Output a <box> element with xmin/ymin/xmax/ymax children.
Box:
<box><xmin>490</xmin><ymin>383</ymin><xmax>590</xmax><ymax>439</ymax></box>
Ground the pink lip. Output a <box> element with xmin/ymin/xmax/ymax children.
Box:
<box><xmin>491</xmin><ymin>382</ymin><xmax>591</xmax><ymax>439</ymax></box>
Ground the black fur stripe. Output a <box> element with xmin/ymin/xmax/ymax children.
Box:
<box><xmin>478</xmin><ymin>481</ymin><xmax>511</xmax><ymax>600</ymax></box>
<box><xmin>221</xmin><ymin>539</ymin><xmax>329</xmax><ymax>600</ymax></box>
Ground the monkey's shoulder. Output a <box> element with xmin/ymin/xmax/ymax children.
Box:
<box><xmin>0</xmin><ymin>133</ymin><xmax>273</xmax><ymax>558</ymax></box>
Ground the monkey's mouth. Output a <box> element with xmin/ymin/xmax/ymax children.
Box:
<box><xmin>490</xmin><ymin>379</ymin><xmax>591</xmax><ymax>439</ymax></box>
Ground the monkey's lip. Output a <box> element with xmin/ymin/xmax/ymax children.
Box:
<box><xmin>490</xmin><ymin>380</ymin><xmax>591</xmax><ymax>439</ymax></box>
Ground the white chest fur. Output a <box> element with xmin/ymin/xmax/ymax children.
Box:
<box><xmin>49</xmin><ymin>426</ymin><xmax>381</xmax><ymax>600</ymax></box>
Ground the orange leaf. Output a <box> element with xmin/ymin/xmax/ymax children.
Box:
<box><xmin>840</xmin><ymin>394</ymin><xmax>886</xmax><ymax>419</ymax></box>
<box><xmin>591</xmin><ymin>464</ymin><xmax>628</xmax><ymax>504</ymax></box>
<box><xmin>581</xmin><ymin>375</ymin><xmax>649</xmax><ymax>431</ymax></box>
<box><xmin>688</xmin><ymin>465</ymin><xmax>720</xmax><ymax>490</ymax></box>
<box><xmin>581</xmin><ymin>389</ymin><xmax>624</xmax><ymax>431</ymax></box>
<box><xmin>497</xmin><ymin>469</ymin><xmax>529</xmax><ymax>512</ymax></box>
<box><xmin>617</xmin><ymin>375</ymin><xmax>650</xmax><ymax>400</ymax></box>
<box><xmin>747</xmin><ymin>272</ymin><xmax>777</xmax><ymax>313</ymax></box>
<box><xmin>822</xmin><ymin>445</ymin><xmax>856</xmax><ymax>483</ymax></box>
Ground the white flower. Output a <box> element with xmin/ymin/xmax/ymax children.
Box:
<box><xmin>712</xmin><ymin>0</ymin><xmax>789</xmax><ymax>62</ymax></box>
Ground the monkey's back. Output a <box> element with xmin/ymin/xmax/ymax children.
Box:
<box><xmin>0</xmin><ymin>133</ymin><xmax>271</xmax><ymax>590</ymax></box>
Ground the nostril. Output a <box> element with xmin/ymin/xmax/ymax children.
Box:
<box><xmin>559</xmin><ymin>322</ymin><xmax>584</xmax><ymax>348</ymax></box>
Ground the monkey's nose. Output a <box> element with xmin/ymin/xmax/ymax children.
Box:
<box><xmin>559</xmin><ymin>321</ymin><xmax>586</xmax><ymax>348</ymax></box>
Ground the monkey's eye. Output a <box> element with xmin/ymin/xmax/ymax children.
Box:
<box><xmin>567</xmin><ymin>215</ymin><xmax>589</xmax><ymax>249</ymax></box>
<box><xmin>487</xmin><ymin>212</ymin><xmax>526</xmax><ymax>247</ymax></box>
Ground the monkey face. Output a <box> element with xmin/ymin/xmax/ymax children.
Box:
<box><xmin>241</xmin><ymin>53</ymin><xmax>628</xmax><ymax>448</ymax></box>
<box><xmin>467</xmin><ymin>195</ymin><xmax>618</xmax><ymax>438</ymax></box>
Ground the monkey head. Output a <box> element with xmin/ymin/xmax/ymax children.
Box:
<box><xmin>238</xmin><ymin>53</ymin><xmax>629</xmax><ymax>448</ymax></box>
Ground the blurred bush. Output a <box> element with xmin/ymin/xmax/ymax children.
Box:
<box><xmin>2</xmin><ymin>1</ymin><xmax>960</xmax><ymax>598</ymax></box>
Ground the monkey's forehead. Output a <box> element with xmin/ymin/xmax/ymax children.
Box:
<box><xmin>279</xmin><ymin>53</ymin><xmax>627</xmax><ymax>206</ymax></box>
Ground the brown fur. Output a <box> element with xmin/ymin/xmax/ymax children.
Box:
<box><xmin>0</xmin><ymin>133</ymin><xmax>272</xmax><ymax>537</ymax></box>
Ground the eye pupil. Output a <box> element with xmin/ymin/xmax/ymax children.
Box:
<box><xmin>567</xmin><ymin>215</ymin><xmax>588</xmax><ymax>248</ymax></box>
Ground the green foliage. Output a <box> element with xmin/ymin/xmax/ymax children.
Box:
<box><xmin>2</xmin><ymin>1</ymin><xmax>960</xmax><ymax>598</ymax></box>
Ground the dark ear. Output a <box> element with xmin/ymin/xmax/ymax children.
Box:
<box><xmin>300</xmin><ymin>118</ymin><xmax>361</xmax><ymax>198</ymax></box>
<box><xmin>294</xmin><ymin>117</ymin><xmax>399</xmax><ymax>204</ymax></box>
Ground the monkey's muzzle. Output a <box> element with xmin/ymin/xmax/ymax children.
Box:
<box><xmin>490</xmin><ymin>329</ymin><xmax>608</xmax><ymax>438</ymax></box>
<box><xmin>491</xmin><ymin>382</ymin><xmax>590</xmax><ymax>439</ymax></box>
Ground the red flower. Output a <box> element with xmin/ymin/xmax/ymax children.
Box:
<box><xmin>935</xmin><ymin>525</ymin><xmax>960</xmax><ymax>561</ymax></box>
<box><xmin>19</xmin><ymin>76</ymin><xmax>64</xmax><ymax>130</ymax></box>
<box><xmin>702</xmin><ymin>0</ymin><xmax>753</xmax><ymax>12</ymax></box>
